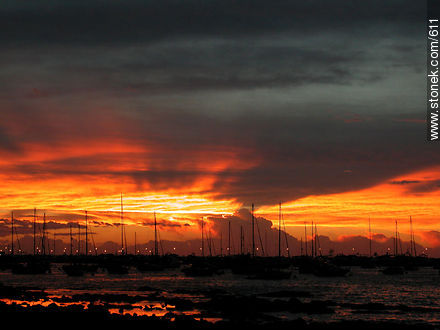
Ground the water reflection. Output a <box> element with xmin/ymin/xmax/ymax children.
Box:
<box><xmin>0</xmin><ymin>266</ymin><xmax>439</xmax><ymax>324</ymax></box>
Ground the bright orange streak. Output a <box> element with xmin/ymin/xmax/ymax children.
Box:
<box><xmin>0</xmin><ymin>137</ymin><xmax>247</xmax><ymax>233</ymax></box>
<box><xmin>258</xmin><ymin>166</ymin><xmax>440</xmax><ymax>245</ymax></box>
<box><xmin>3</xmin><ymin>129</ymin><xmax>440</xmax><ymax>249</ymax></box>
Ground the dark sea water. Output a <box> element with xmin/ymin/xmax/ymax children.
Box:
<box><xmin>1</xmin><ymin>265</ymin><xmax>440</xmax><ymax>324</ymax></box>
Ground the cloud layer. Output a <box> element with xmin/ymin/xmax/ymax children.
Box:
<box><xmin>0</xmin><ymin>1</ymin><xmax>434</xmax><ymax>240</ymax></box>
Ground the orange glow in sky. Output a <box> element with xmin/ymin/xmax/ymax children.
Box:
<box><xmin>2</xmin><ymin>136</ymin><xmax>440</xmax><ymax>249</ymax></box>
<box><xmin>259</xmin><ymin>166</ymin><xmax>440</xmax><ymax>245</ymax></box>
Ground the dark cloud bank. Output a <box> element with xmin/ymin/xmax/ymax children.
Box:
<box><xmin>0</xmin><ymin>0</ymin><xmax>432</xmax><ymax>207</ymax></box>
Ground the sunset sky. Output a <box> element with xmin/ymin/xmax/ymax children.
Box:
<box><xmin>0</xmin><ymin>0</ymin><xmax>438</xmax><ymax>254</ymax></box>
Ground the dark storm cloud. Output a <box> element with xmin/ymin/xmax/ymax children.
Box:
<box><xmin>0</xmin><ymin>217</ymin><xmax>54</xmax><ymax>237</ymax></box>
<box><xmin>0</xmin><ymin>0</ymin><xmax>430</xmax><ymax>207</ymax></box>
<box><xmin>408</xmin><ymin>180</ymin><xmax>440</xmax><ymax>194</ymax></box>
<box><xmin>389</xmin><ymin>180</ymin><xmax>421</xmax><ymax>185</ymax></box>
<box><xmin>0</xmin><ymin>38</ymin><xmax>408</xmax><ymax>102</ymax></box>
<box><xmin>0</xmin><ymin>0</ymin><xmax>422</xmax><ymax>46</ymax></box>
<box><xmin>0</xmin><ymin>107</ymin><xmax>436</xmax><ymax>205</ymax></box>
<box><xmin>0</xmin><ymin>126</ymin><xmax>21</xmax><ymax>153</ymax></box>
<box><xmin>0</xmin><ymin>0</ymin><xmax>424</xmax><ymax>99</ymax></box>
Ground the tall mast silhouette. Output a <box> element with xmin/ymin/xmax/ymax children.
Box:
<box><xmin>154</xmin><ymin>212</ymin><xmax>158</xmax><ymax>256</ymax></box>
<box><xmin>120</xmin><ymin>193</ymin><xmax>124</xmax><ymax>255</ymax></box>
<box><xmin>251</xmin><ymin>203</ymin><xmax>255</xmax><ymax>257</ymax></box>
<box><xmin>69</xmin><ymin>223</ymin><xmax>73</xmax><ymax>256</ymax></box>
<box><xmin>85</xmin><ymin>210</ymin><xmax>88</xmax><ymax>256</ymax></box>
<box><xmin>77</xmin><ymin>222</ymin><xmax>80</xmax><ymax>255</ymax></box>
<box><xmin>42</xmin><ymin>213</ymin><xmax>46</xmax><ymax>255</ymax></box>
<box><xmin>11</xmin><ymin>211</ymin><xmax>14</xmax><ymax>255</ymax></box>
<box><xmin>278</xmin><ymin>202</ymin><xmax>282</xmax><ymax>257</ymax></box>
<box><xmin>201</xmin><ymin>217</ymin><xmax>204</xmax><ymax>257</ymax></box>
<box><xmin>33</xmin><ymin>208</ymin><xmax>36</xmax><ymax>255</ymax></box>
<box><xmin>90</xmin><ymin>229</ymin><xmax>98</xmax><ymax>256</ymax></box>
<box><xmin>228</xmin><ymin>220</ymin><xmax>231</xmax><ymax>256</ymax></box>
<box><xmin>134</xmin><ymin>232</ymin><xmax>137</xmax><ymax>255</ymax></box>
<box><xmin>315</xmin><ymin>223</ymin><xmax>320</xmax><ymax>256</ymax></box>
<box><xmin>369</xmin><ymin>216</ymin><xmax>372</xmax><ymax>257</ymax></box>
<box><xmin>410</xmin><ymin>216</ymin><xmax>417</xmax><ymax>257</ymax></box>
<box><xmin>282</xmin><ymin>211</ymin><xmax>290</xmax><ymax>257</ymax></box>
<box><xmin>256</xmin><ymin>212</ymin><xmax>265</xmax><ymax>256</ymax></box>
<box><xmin>304</xmin><ymin>222</ymin><xmax>308</xmax><ymax>257</ymax></box>
<box><xmin>207</xmin><ymin>229</ymin><xmax>213</xmax><ymax>256</ymax></box>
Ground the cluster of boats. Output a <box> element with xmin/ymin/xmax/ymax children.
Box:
<box><xmin>0</xmin><ymin>254</ymin><xmax>435</xmax><ymax>279</ymax></box>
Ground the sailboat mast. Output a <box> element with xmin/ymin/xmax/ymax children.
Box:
<box><xmin>256</xmin><ymin>213</ymin><xmax>265</xmax><ymax>256</ymax></box>
<box><xmin>42</xmin><ymin>213</ymin><xmax>46</xmax><ymax>255</ymax></box>
<box><xmin>311</xmin><ymin>221</ymin><xmax>314</xmax><ymax>257</ymax></box>
<box><xmin>282</xmin><ymin>212</ymin><xmax>290</xmax><ymax>257</ymax></box>
<box><xmin>369</xmin><ymin>216</ymin><xmax>372</xmax><ymax>257</ymax></box>
<box><xmin>208</xmin><ymin>229</ymin><xmax>213</xmax><ymax>256</ymax></box>
<box><xmin>201</xmin><ymin>217</ymin><xmax>204</xmax><ymax>257</ymax></box>
<box><xmin>11</xmin><ymin>211</ymin><xmax>14</xmax><ymax>255</ymax></box>
<box><xmin>409</xmin><ymin>216</ymin><xmax>413</xmax><ymax>256</ymax></box>
<box><xmin>315</xmin><ymin>223</ymin><xmax>320</xmax><ymax>256</ymax></box>
<box><xmin>411</xmin><ymin>216</ymin><xmax>417</xmax><ymax>256</ymax></box>
<box><xmin>69</xmin><ymin>223</ymin><xmax>73</xmax><ymax>256</ymax></box>
<box><xmin>251</xmin><ymin>203</ymin><xmax>255</xmax><ymax>257</ymax></box>
<box><xmin>33</xmin><ymin>208</ymin><xmax>36</xmax><ymax>255</ymax></box>
<box><xmin>154</xmin><ymin>212</ymin><xmax>158</xmax><ymax>256</ymax></box>
<box><xmin>228</xmin><ymin>220</ymin><xmax>231</xmax><ymax>256</ymax></box>
<box><xmin>120</xmin><ymin>193</ymin><xmax>124</xmax><ymax>255</ymax></box>
<box><xmin>85</xmin><ymin>210</ymin><xmax>88</xmax><ymax>256</ymax></box>
<box><xmin>304</xmin><ymin>222</ymin><xmax>308</xmax><ymax>256</ymax></box>
<box><xmin>77</xmin><ymin>222</ymin><xmax>80</xmax><ymax>255</ymax></box>
<box><xmin>410</xmin><ymin>216</ymin><xmax>416</xmax><ymax>257</ymax></box>
<box><xmin>278</xmin><ymin>202</ymin><xmax>281</xmax><ymax>257</ymax></box>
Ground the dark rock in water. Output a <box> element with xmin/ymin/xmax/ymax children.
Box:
<box><xmin>182</xmin><ymin>264</ymin><xmax>223</xmax><ymax>277</ymax></box>
<box><xmin>137</xmin><ymin>285</ymin><xmax>156</xmax><ymax>291</ymax></box>
<box><xmin>200</xmin><ymin>294</ymin><xmax>334</xmax><ymax>318</ymax></box>
<box><xmin>288</xmin><ymin>298</ymin><xmax>335</xmax><ymax>314</ymax></box>
<box><xmin>105</xmin><ymin>264</ymin><xmax>129</xmax><ymax>275</ymax></box>
<box><xmin>201</xmin><ymin>294</ymin><xmax>285</xmax><ymax>317</ymax></box>
<box><xmin>381</xmin><ymin>266</ymin><xmax>405</xmax><ymax>275</ymax></box>
<box><xmin>343</xmin><ymin>302</ymin><xmax>388</xmax><ymax>312</ymax></box>
<box><xmin>357</xmin><ymin>302</ymin><xmax>388</xmax><ymax>311</ymax></box>
<box><xmin>62</xmin><ymin>264</ymin><xmax>84</xmax><ymax>277</ymax></box>
<box><xmin>11</xmin><ymin>262</ymin><xmax>51</xmax><ymax>275</ymax></box>
<box><xmin>403</xmin><ymin>264</ymin><xmax>419</xmax><ymax>271</ymax></box>
<box><xmin>360</xmin><ymin>260</ymin><xmax>377</xmax><ymax>269</ymax></box>
<box><xmin>260</xmin><ymin>290</ymin><xmax>312</xmax><ymax>298</ymax></box>
<box><xmin>312</xmin><ymin>262</ymin><xmax>350</xmax><ymax>277</ymax></box>
<box><xmin>136</xmin><ymin>263</ymin><xmax>165</xmax><ymax>272</ymax></box>
<box><xmin>297</xmin><ymin>259</ymin><xmax>349</xmax><ymax>277</ymax></box>
<box><xmin>247</xmin><ymin>268</ymin><xmax>292</xmax><ymax>280</ymax></box>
